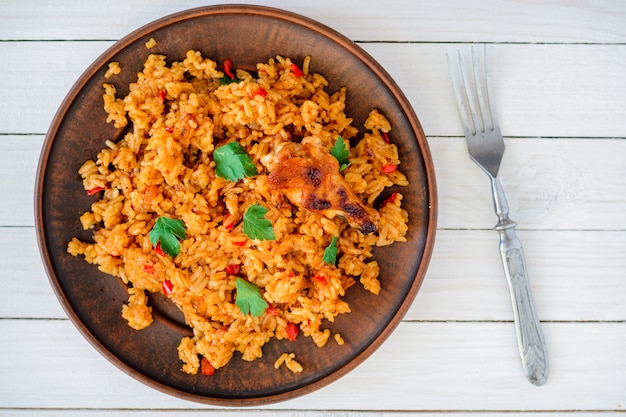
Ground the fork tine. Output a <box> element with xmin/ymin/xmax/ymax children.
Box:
<box><xmin>472</xmin><ymin>45</ymin><xmax>496</xmax><ymax>132</ymax></box>
<box><xmin>447</xmin><ymin>49</ymin><xmax>475</xmax><ymax>135</ymax></box>
<box><xmin>448</xmin><ymin>45</ymin><xmax>498</xmax><ymax>135</ymax></box>
<box><xmin>460</xmin><ymin>48</ymin><xmax>484</xmax><ymax>135</ymax></box>
<box><xmin>448</xmin><ymin>45</ymin><xmax>505</xmax><ymax>178</ymax></box>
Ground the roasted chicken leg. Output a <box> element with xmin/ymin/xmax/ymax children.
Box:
<box><xmin>266</xmin><ymin>142</ymin><xmax>379</xmax><ymax>234</ymax></box>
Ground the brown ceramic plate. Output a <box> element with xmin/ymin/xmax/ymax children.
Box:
<box><xmin>35</xmin><ymin>4</ymin><xmax>436</xmax><ymax>406</ymax></box>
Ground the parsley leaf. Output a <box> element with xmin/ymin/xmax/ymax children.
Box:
<box><xmin>322</xmin><ymin>235</ymin><xmax>339</xmax><ymax>265</ymax></box>
<box><xmin>235</xmin><ymin>277</ymin><xmax>268</xmax><ymax>317</ymax></box>
<box><xmin>213</xmin><ymin>141</ymin><xmax>258</xmax><ymax>181</ymax></box>
<box><xmin>149</xmin><ymin>216</ymin><xmax>186</xmax><ymax>257</ymax></box>
<box><xmin>330</xmin><ymin>136</ymin><xmax>351</xmax><ymax>171</ymax></box>
<box><xmin>243</xmin><ymin>204</ymin><xmax>276</xmax><ymax>241</ymax></box>
<box><xmin>219</xmin><ymin>75</ymin><xmax>243</xmax><ymax>85</ymax></box>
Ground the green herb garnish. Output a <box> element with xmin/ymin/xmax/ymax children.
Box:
<box><xmin>242</xmin><ymin>204</ymin><xmax>276</xmax><ymax>241</ymax></box>
<box><xmin>322</xmin><ymin>236</ymin><xmax>339</xmax><ymax>265</ymax></box>
<box><xmin>330</xmin><ymin>136</ymin><xmax>351</xmax><ymax>171</ymax></box>
<box><xmin>219</xmin><ymin>75</ymin><xmax>243</xmax><ymax>85</ymax></box>
<box><xmin>149</xmin><ymin>216</ymin><xmax>186</xmax><ymax>257</ymax></box>
<box><xmin>235</xmin><ymin>277</ymin><xmax>269</xmax><ymax>317</ymax></box>
<box><xmin>213</xmin><ymin>141</ymin><xmax>258</xmax><ymax>181</ymax></box>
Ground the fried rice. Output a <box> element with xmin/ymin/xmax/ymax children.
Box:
<box><xmin>67</xmin><ymin>48</ymin><xmax>409</xmax><ymax>375</ymax></box>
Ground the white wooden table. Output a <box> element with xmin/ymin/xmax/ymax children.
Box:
<box><xmin>2</xmin><ymin>1</ymin><xmax>625</xmax><ymax>415</ymax></box>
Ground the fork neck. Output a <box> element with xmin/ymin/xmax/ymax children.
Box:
<box><xmin>491</xmin><ymin>176</ymin><xmax>516</xmax><ymax>230</ymax></box>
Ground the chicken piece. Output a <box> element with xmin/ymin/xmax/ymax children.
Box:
<box><xmin>266</xmin><ymin>142</ymin><xmax>379</xmax><ymax>234</ymax></box>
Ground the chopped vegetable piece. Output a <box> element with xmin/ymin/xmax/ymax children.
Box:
<box><xmin>162</xmin><ymin>279</ymin><xmax>174</xmax><ymax>296</ymax></box>
<box><xmin>381</xmin><ymin>164</ymin><xmax>398</xmax><ymax>173</ymax></box>
<box><xmin>322</xmin><ymin>236</ymin><xmax>339</xmax><ymax>265</ymax></box>
<box><xmin>235</xmin><ymin>277</ymin><xmax>269</xmax><ymax>317</ymax></box>
<box><xmin>200</xmin><ymin>357</ymin><xmax>215</xmax><ymax>375</ymax></box>
<box><xmin>330</xmin><ymin>136</ymin><xmax>350</xmax><ymax>171</ymax></box>
<box><xmin>225</xmin><ymin>264</ymin><xmax>241</xmax><ymax>276</ymax></box>
<box><xmin>254</xmin><ymin>87</ymin><xmax>268</xmax><ymax>98</ymax></box>
<box><xmin>213</xmin><ymin>141</ymin><xmax>258</xmax><ymax>181</ymax></box>
<box><xmin>219</xmin><ymin>76</ymin><xmax>243</xmax><ymax>85</ymax></box>
<box><xmin>266</xmin><ymin>304</ymin><xmax>278</xmax><ymax>316</ymax></box>
<box><xmin>243</xmin><ymin>204</ymin><xmax>276</xmax><ymax>241</ymax></box>
<box><xmin>219</xmin><ymin>60</ymin><xmax>242</xmax><ymax>85</ymax></box>
<box><xmin>142</xmin><ymin>264</ymin><xmax>155</xmax><ymax>274</ymax></box>
<box><xmin>286</xmin><ymin>322</ymin><xmax>299</xmax><ymax>341</ymax></box>
<box><xmin>290</xmin><ymin>63</ymin><xmax>304</xmax><ymax>77</ymax></box>
<box><xmin>223</xmin><ymin>213</ymin><xmax>236</xmax><ymax>230</ymax></box>
<box><xmin>223</xmin><ymin>59</ymin><xmax>235</xmax><ymax>79</ymax></box>
<box><xmin>154</xmin><ymin>242</ymin><xmax>166</xmax><ymax>257</ymax></box>
<box><xmin>313</xmin><ymin>274</ymin><xmax>327</xmax><ymax>285</ymax></box>
<box><xmin>165</xmin><ymin>126</ymin><xmax>174</xmax><ymax>133</ymax></box>
<box><xmin>149</xmin><ymin>216</ymin><xmax>186</xmax><ymax>257</ymax></box>
<box><xmin>382</xmin><ymin>131</ymin><xmax>390</xmax><ymax>143</ymax></box>
<box><xmin>158</xmin><ymin>90</ymin><xmax>166</xmax><ymax>101</ymax></box>
<box><xmin>382</xmin><ymin>192</ymin><xmax>399</xmax><ymax>207</ymax></box>
<box><xmin>86</xmin><ymin>186</ymin><xmax>105</xmax><ymax>196</ymax></box>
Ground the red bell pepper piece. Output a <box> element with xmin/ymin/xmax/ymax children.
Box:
<box><xmin>313</xmin><ymin>274</ymin><xmax>327</xmax><ymax>285</ymax></box>
<box><xmin>223</xmin><ymin>213</ymin><xmax>235</xmax><ymax>230</ymax></box>
<box><xmin>225</xmin><ymin>264</ymin><xmax>240</xmax><ymax>276</ymax></box>
<box><xmin>223</xmin><ymin>59</ymin><xmax>235</xmax><ymax>79</ymax></box>
<box><xmin>382</xmin><ymin>192</ymin><xmax>399</xmax><ymax>207</ymax></box>
<box><xmin>381</xmin><ymin>164</ymin><xmax>398</xmax><ymax>173</ymax></box>
<box><xmin>290</xmin><ymin>63</ymin><xmax>304</xmax><ymax>77</ymax></box>
<box><xmin>266</xmin><ymin>303</ymin><xmax>278</xmax><ymax>316</ymax></box>
<box><xmin>155</xmin><ymin>242</ymin><xmax>166</xmax><ymax>257</ymax></box>
<box><xmin>286</xmin><ymin>322</ymin><xmax>299</xmax><ymax>341</ymax></box>
<box><xmin>254</xmin><ymin>87</ymin><xmax>268</xmax><ymax>98</ymax></box>
<box><xmin>86</xmin><ymin>186</ymin><xmax>105</xmax><ymax>196</ymax></box>
<box><xmin>201</xmin><ymin>357</ymin><xmax>215</xmax><ymax>375</ymax></box>
<box><xmin>162</xmin><ymin>279</ymin><xmax>173</xmax><ymax>296</ymax></box>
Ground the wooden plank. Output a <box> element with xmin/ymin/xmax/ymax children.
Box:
<box><xmin>3</xmin><ymin>227</ymin><xmax>625</xmax><ymax>322</ymax></box>
<box><xmin>411</xmin><ymin>229</ymin><xmax>626</xmax><ymax>322</ymax></box>
<box><xmin>363</xmin><ymin>43</ymin><xmax>626</xmax><ymax>139</ymax></box>
<box><xmin>0</xmin><ymin>412</ymin><xmax>621</xmax><ymax>417</ymax></box>
<box><xmin>0</xmin><ymin>227</ymin><xmax>67</xmax><ymax>319</ymax></box>
<box><xmin>429</xmin><ymin>137</ymin><xmax>626</xmax><ymax>231</ymax></box>
<box><xmin>1</xmin><ymin>319</ymin><xmax>624</xmax><ymax>410</ymax></box>
<box><xmin>0</xmin><ymin>135</ymin><xmax>42</xmax><ymax>227</ymax></box>
<box><xmin>1</xmin><ymin>0</ymin><xmax>625</xmax><ymax>43</ymax></box>
<box><xmin>1</xmin><ymin>43</ymin><xmax>626</xmax><ymax>138</ymax></box>
<box><xmin>0</xmin><ymin>41</ymin><xmax>113</xmax><ymax>136</ymax></box>
<box><xmin>6</xmin><ymin>133</ymin><xmax>626</xmax><ymax>231</ymax></box>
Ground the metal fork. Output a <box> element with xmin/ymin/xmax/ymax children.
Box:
<box><xmin>447</xmin><ymin>45</ymin><xmax>548</xmax><ymax>386</ymax></box>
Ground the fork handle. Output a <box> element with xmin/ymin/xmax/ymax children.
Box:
<box><xmin>491</xmin><ymin>177</ymin><xmax>549</xmax><ymax>386</ymax></box>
